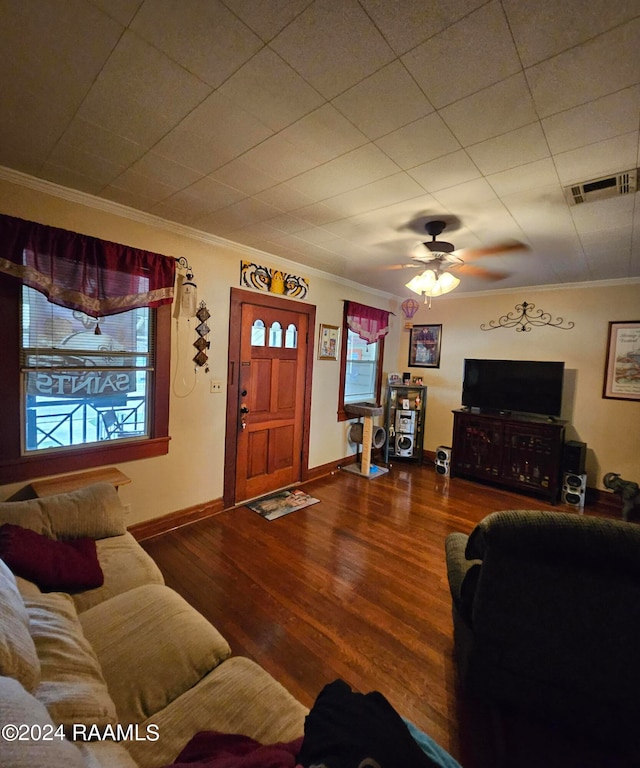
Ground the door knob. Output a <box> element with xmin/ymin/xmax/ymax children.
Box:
<box><xmin>240</xmin><ymin>404</ymin><xmax>250</xmax><ymax>414</ymax></box>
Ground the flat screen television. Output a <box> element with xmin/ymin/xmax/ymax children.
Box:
<box><xmin>462</xmin><ymin>359</ymin><xmax>564</xmax><ymax>418</ymax></box>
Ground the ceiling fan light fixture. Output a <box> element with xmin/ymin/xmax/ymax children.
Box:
<box><xmin>405</xmin><ymin>269</ymin><xmax>460</xmax><ymax>299</ymax></box>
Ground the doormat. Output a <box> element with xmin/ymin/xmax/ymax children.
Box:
<box><xmin>246</xmin><ymin>489</ymin><xmax>320</xmax><ymax>521</ymax></box>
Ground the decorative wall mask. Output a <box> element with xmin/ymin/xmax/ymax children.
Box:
<box><xmin>241</xmin><ymin>261</ymin><xmax>309</xmax><ymax>298</ymax></box>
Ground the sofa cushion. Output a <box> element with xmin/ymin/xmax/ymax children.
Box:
<box><xmin>25</xmin><ymin>592</ymin><xmax>118</xmax><ymax>730</ymax></box>
<box><xmin>0</xmin><ymin>482</ymin><xmax>126</xmax><ymax>542</ymax></box>
<box><xmin>0</xmin><ymin>558</ymin><xmax>40</xmax><ymax>693</ymax></box>
<box><xmin>77</xmin><ymin>740</ymin><xmax>140</xmax><ymax>768</ymax></box>
<box><xmin>125</xmin><ymin>656</ymin><xmax>308</xmax><ymax>768</ymax></box>
<box><xmin>0</xmin><ymin>524</ymin><xmax>104</xmax><ymax>593</ymax></box>
<box><xmin>0</xmin><ymin>675</ymin><xmax>86</xmax><ymax>768</ymax></box>
<box><xmin>72</xmin><ymin>532</ymin><xmax>164</xmax><ymax>613</ymax></box>
<box><xmin>79</xmin><ymin>584</ymin><xmax>231</xmax><ymax>725</ymax></box>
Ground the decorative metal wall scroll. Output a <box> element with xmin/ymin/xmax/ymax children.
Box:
<box><xmin>193</xmin><ymin>301</ymin><xmax>210</xmax><ymax>371</ymax></box>
<box><xmin>481</xmin><ymin>301</ymin><xmax>574</xmax><ymax>332</ymax></box>
<box><xmin>240</xmin><ymin>261</ymin><xmax>309</xmax><ymax>298</ymax></box>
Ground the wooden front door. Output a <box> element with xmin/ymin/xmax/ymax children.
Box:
<box><xmin>225</xmin><ymin>289</ymin><xmax>314</xmax><ymax>506</ymax></box>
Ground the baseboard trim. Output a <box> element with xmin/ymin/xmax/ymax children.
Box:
<box><xmin>129</xmin><ymin>498</ymin><xmax>225</xmax><ymax>541</ymax></box>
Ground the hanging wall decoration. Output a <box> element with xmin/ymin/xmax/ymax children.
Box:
<box><xmin>240</xmin><ymin>261</ymin><xmax>309</xmax><ymax>298</ymax></box>
<box><xmin>193</xmin><ymin>301</ymin><xmax>211</xmax><ymax>371</ymax></box>
<box><xmin>481</xmin><ymin>301</ymin><xmax>574</xmax><ymax>332</ymax></box>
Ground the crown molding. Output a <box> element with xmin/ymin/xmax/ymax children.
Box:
<box><xmin>0</xmin><ymin>165</ymin><xmax>396</xmax><ymax>301</ymax></box>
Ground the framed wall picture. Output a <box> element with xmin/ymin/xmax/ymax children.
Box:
<box><xmin>318</xmin><ymin>323</ymin><xmax>340</xmax><ymax>360</ymax></box>
<box><xmin>602</xmin><ymin>320</ymin><xmax>640</xmax><ymax>400</ymax></box>
<box><xmin>408</xmin><ymin>324</ymin><xmax>442</xmax><ymax>368</ymax></box>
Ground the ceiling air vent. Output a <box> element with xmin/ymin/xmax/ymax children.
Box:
<box><xmin>565</xmin><ymin>168</ymin><xmax>637</xmax><ymax>205</ymax></box>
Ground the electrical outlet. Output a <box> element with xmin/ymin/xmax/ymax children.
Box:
<box><xmin>210</xmin><ymin>380</ymin><xmax>223</xmax><ymax>393</ymax></box>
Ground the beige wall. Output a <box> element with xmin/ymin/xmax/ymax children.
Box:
<box><xmin>0</xmin><ymin>175</ymin><xmax>399</xmax><ymax>523</ymax></box>
<box><xmin>401</xmin><ymin>283</ymin><xmax>640</xmax><ymax>489</ymax></box>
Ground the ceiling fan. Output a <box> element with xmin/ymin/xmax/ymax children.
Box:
<box><xmin>401</xmin><ymin>220</ymin><xmax>528</xmax><ymax>306</ymax></box>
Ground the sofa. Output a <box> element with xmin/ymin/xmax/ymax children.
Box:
<box><xmin>445</xmin><ymin>509</ymin><xmax>640</xmax><ymax>758</ymax></box>
<box><xmin>0</xmin><ymin>482</ymin><xmax>308</xmax><ymax>768</ymax></box>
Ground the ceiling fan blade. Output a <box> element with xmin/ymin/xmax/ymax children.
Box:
<box><xmin>460</xmin><ymin>264</ymin><xmax>510</xmax><ymax>281</ymax></box>
<box><xmin>461</xmin><ymin>242</ymin><xmax>530</xmax><ymax>259</ymax></box>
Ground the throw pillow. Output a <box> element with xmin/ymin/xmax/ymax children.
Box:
<box><xmin>0</xmin><ymin>524</ymin><xmax>104</xmax><ymax>593</ymax></box>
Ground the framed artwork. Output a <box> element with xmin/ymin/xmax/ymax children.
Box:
<box><xmin>602</xmin><ymin>320</ymin><xmax>640</xmax><ymax>400</ymax></box>
<box><xmin>318</xmin><ymin>324</ymin><xmax>340</xmax><ymax>360</ymax></box>
<box><xmin>408</xmin><ymin>324</ymin><xmax>442</xmax><ymax>368</ymax></box>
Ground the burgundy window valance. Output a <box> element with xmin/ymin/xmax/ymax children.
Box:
<box><xmin>0</xmin><ymin>214</ymin><xmax>176</xmax><ymax>317</ymax></box>
<box><xmin>346</xmin><ymin>301</ymin><xmax>391</xmax><ymax>344</ymax></box>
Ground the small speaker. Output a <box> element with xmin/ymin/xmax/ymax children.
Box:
<box><xmin>562</xmin><ymin>471</ymin><xmax>587</xmax><ymax>507</ymax></box>
<box><xmin>563</xmin><ymin>441</ymin><xmax>586</xmax><ymax>474</ymax></box>
<box><xmin>395</xmin><ymin>410</ymin><xmax>416</xmax><ymax>434</ymax></box>
<box><xmin>435</xmin><ymin>445</ymin><xmax>452</xmax><ymax>476</ymax></box>
<box><xmin>395</xmin><ymin>433</ymin><xmax>415</xmax><ymax>457</ymax></box>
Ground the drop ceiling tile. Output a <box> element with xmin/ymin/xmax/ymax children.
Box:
<box><xmin>194</xmin><ymin>197</ymin><xmax>283</xmax><ymax>234</ymax></box>
<box><xmin>78</xmin><ymin>31</ymin><xmax>212</xmax><ymax>146</ymax></box>
<box><xmin>270</xmin><ymin>0</ymin><xmax>395</xmax><ymax>99</ymax></box>
<box><xmin>131</xmin><ymin>0</ymin><xmax>262</xmax><ymax>88</ymax></box>
<box><xmin>279</xmin><ymin>105</ymin><xmax>369</xmax><ymax>163</ymax></box>
<box><xmin>553</xmin><ymin>132</ymin><xmax>639</xmax><ymax>185</ymax></box>
<box><xmin>217</xmin><ymin>47</ymin><xmax>324</xmax><ymax>132</ymax></box>
<box><xmin>38</xmin><ymin>163</ymin><xmax>105</xmax><ymax>196</ymax></box>
<box><xmin>322</xmin><ymin>173</ymin><xmax>426</xmax><ymax>218</ymax></box>
<box><xmin>240</xmin><ymin>134</ymin><xmax>320</xmax><ymax>182</ymax></box>
<box><xmin>402</xmin><ymin>1</ymin><xmax>521</xmax><ymax>109</ymax></box>
<box><xmin>503</xmin><ymin>0</ymin><xmax>640</xmax><ymax>68</ymax></box>
<box><xmin>290</xmin><ymin>201</ymin><xmax>346</xmax><ymax>226</ymax></box>
<box><xmin>487</xmin><ymin>158</ymin><xmax>561</xmax><ymax>197</ymax></box>
<box><xmin>375</xmin><ymin>113</ymin><xmax>461</xmax><ymax>169</ymax></box>
<box><xmin>290</xmin><ymin>226</ymin><xmax>341</xmax><ymax>245</ymax></box>
<box><xmin>286</xmin><ymin>144</ymin><xmax>401</xmax><ymax>200</ymax></box>
<box><xmin>165</xmin><ymin>176</ymin><xmax>247</xmax><ymax>216</ymax></box>
<box><xmin>431</xmin><ymin>177</ymin><xmax>498</xmax><ymax>209</ymax></box>
<box><xmin>570</xmin><ymin>193</ymin><xmax>636</xmax><ymax>233</ymax></box>
<box><xmin>211</xmin><ymin>157</ymin><xmax>280</xmax><ymax>195</ymax></box>
<box><xmin>89</xmin><ymin>0</ymin><xmax>142</xmax><ymax>26</ymax></box>
<box><xmin>100</xmin><ymin>184</ymin><xmax>161</xmax><ymax>211</ymax></box>
<box><xmin>361</xmin><ymin>0</ymin><xmax>486</xmax><ymax>55</ymax></box>
<box><xmin>127</xmin><ymin>152</ymin><xmax>204</xmax><ymax>190</ymax></box>
<box><xmin>222</xmin><ymin>0</ymin><xmax>314</xmax><ymax>41</ymax></box>
<box><xmin>46</xmin><ymin>142</ymin><xmax>127</xmax><ymax>187</ymax></box>
<box><xmin>541</xmin><ymin>86</ymin><xmax>640</xmax><ymax>155</ymax></box>
<box><xmin>526</xmin><ymin>18</ymin><xmax>640</xmax><ymax>119</ymax></box>
<box><xmin>408</xmin><ymin>150</ymin><xmax>481</xmax><ymax>192</ymax></box>
<box><xmin>253</xmin><ymin>182</ymin><xmax>317</xmax><ymax>212</ymax></box>
<box><xmin>440</xmin><ymin>73</ymin><xmax>539</xmax><ymax>146</ymax></box>
<box><xmin>466</xmin><ymin>122</ymin><xmax>550</xmax><ymax>175</ymax></box>
<box><xmin>263</xmin><ymin>214</ymin><xmax>313</xmax><ymax>234</ymax></box>
<box><xmin>153</xmin><ymin>92</ymin><xmax>273</xmax><ymax>173</ymax></box>
<box><xmin>332</xmin><ymin>61</ymin><xmax>434</xmax><ymax>140</ymax></box>
<box><xmin>59</xmin><ymin>118</ymin><xmax>144</xmax><ymax>168</ymax></box>
<box><xmin>108</xmin><ymin>170</ymin><xmax>178</xmax><ymax>202</ymax></box>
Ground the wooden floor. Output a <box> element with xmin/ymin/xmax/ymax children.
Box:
<box><xmin>140</xmin><ymin>462</ymin><xmax>627</xmax><ymax>768</ymax></box>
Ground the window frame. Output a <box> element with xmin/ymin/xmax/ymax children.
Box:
<box><xmin>0</xmin><ymin>272</ymin><xmax>171</xmax><ymax>485</ymax></box>
<box><xmin>337</xmin><ymin>303</ymin><xmax>385</xmax><ymax>422</ymax></box>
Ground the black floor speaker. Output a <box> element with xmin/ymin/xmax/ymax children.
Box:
<box><xmin>435</xmin><ymin>446</ymin><xmax>452</xmax><ymax>476</ymax></box>
<box><xmin>563</xmin><ymin>440</ymin><xmax>586</xmax><ymax>474</ymax></box>
<box><xmin>562</xmin><ymin>471</ymin><xmax>587</xmax><ymax>508</ymax></box>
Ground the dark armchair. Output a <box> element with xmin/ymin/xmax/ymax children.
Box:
<box><xmin>445</xmin><ymin>509</ymin><xmax>640</xmax><ymax>756</ymax></box>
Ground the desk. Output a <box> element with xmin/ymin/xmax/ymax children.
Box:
<box><xmin>30</xmin><ymin>467</ymin><xmax>131</xmax><ymax>498</ymax></box>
